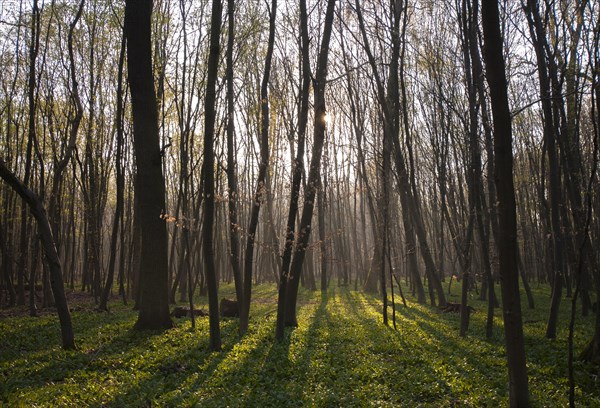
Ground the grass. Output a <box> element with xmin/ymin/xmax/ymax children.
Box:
<box><xmin>0</xmin><ymin>283</ymin><xmax>599</xmax><ymax>407</ymax></box>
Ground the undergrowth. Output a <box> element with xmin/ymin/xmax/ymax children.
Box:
<box><xmin>0</xmin><ymin>283</ymin><xmax>598</xmax><ymax>407</ymax></box>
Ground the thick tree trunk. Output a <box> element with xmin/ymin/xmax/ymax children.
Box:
<box><xmin>125</xmin><ymin>0</ymin><xmax>173</xmax><ymax>331</ymax></box>
<box><xmin>482</xmin><ymin>0</ymin><xmax>530</xmax><ymax>405</ymax></box>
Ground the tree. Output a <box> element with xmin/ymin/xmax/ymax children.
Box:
<box><xmin>281</xmin><ymin>0</ymin><xmax>337</xmax><ymax>328</ymax></box>
<box><xmin>523</xmin><ymin>0</ymin><xmax>565</xmax><ymax>340</ymax></box>
<box><xmin>201</xmin><ymin>0</ymin><xmax>224</xmax><ymax>351</ymax></box>
<box><xmin>578</xmin><ymin>10</ymin><xmax>600</xmax><ymax>364</ymax></box>
<box><xmin>275</xmin><ymin>0</ymin><xmax>312</xmax><ymax>341</ymax></box>
<box><xmin>125</xmin><ymin>0</ymin><xmax>173</xmax><ymax>331</ymax></box>
<box><xmin>99</xmin><ymin>28</ymin><xmax>126</xmax><ymax>312</ymax></box>
<box><xmin>225</xmin><ymin>0</ymin><xmax>243</xmax><ymax>313</ymax></box>
<box><xmin>0</xmin><ymin>159</ymin><xmax>75</xmax><ymax>350</ymax></box>
<box><xmin>22</xmin><ymin>0</ymin><xmax>41</xmax><ymax>315</ymax></box>
<box><xmin>354</xmin><ymin>0</ymin><xmax>446</xmax><ymax>308</ymax></box>
<box><xmin>240</xmin><ymin>0</ymin><xmax>277</xmax><ymax>336</ymax></box>
<box><xmin>481</xmin><ymin>0</ymin><xmax>530</xmax><ymax>405</ymax></box>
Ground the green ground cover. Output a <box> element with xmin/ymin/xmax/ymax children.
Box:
<box><xmin>1</xmin><ymin>284</ymin><xmax>598</xmax><ymax>407</ymax></box>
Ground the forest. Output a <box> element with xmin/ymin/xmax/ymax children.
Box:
<box><xmin>0</xmin><ymin>0</ymin><xmax>599</xmax><ymax>406</ymax></box>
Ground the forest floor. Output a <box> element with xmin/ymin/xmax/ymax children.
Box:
<box><xmin>1</xmin><ymin>283</ymin><xmax>599</xmax><ymax>407</ymax></box>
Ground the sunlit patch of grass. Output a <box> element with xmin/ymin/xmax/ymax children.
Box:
<box><xmin>1</xmin><ymin>283</ymin><xmax>598</xmax><ymax>407</ymax></box>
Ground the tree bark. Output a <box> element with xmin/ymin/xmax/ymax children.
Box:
<box><xmin>578</xmin><ymin>25</ymin><xmax>600</xmax><ymax>365</ymax></box>
<box><xmin>225</xmin><ymin>0</ymin><xmax>243</xmax><ymax>308</ymax></box>
<box><xmin>100</xmin><ymin>13</ymin><xmax>125</xmax><ymax>313</ymax></box>
<box><xmin>125</xmin><ymin>0</ymin><xmax>173</xmax><ymax>331</ymax></box>
<box><xmin>201</xmin><ymin>0</ymin><xmax>224</xmax><ymax>351</ymax></box>
<box><xmin>482</xmin><ymin>0</ymin><xmax>530</xmax><ymax>405</ymax></box>
<box><xmin>239</xmin><ymin>0</ymin><xmax>277</xmax><ymax>335</ymax></box>
<box><xmin>523</xmin><ymin>0</ymin><xmax>564</xmax><ymax>340</ymax></box>
<box><xmin>282</xmin><ymin>0</ymin><xmax>337</xmax><ymax>328</ymax></box>
<box><xmin>318</xmin><ymin>174</ymin><xmax>327</xmax><ymax>292</ymax></box>
<box><xmin>275</xmin><ymin>0</ymin><xmax>312</xmax><ymax>341</ymax></box>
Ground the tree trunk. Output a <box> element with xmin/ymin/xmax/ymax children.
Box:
<box><xmin>578</xmin><ymin>26</ymin><xmax>600</xmax><ymax>365</ymax></box>
<box><xmin>0</xmin><ymin>218</ymin><xmax>16</xmax><ymax>306</ymax></box>
<box><xmin>239</xmin><ymin>0</ymin><xmax>277</xmax><ymax>335</ymax></box>
<box><xmin>225</xmin><ymin>0</ymin><xmax>243</xmax><ymax>307</ymax></box>
<box><xmin>380</xmin><ymin>110</ymin><xmax>391</xmax><ymax>326</ymax></box>
<box><xmin>318</xmin><ymin>174</ymin><xmax>327</xmax><ymax>292</ymax></box>
<box><xmin>99</xmin><ymin>17</ymin><xmax>125</xmax><ymax>313</ymax></box>
<box><xmin>275</xmin><ymin>0</ymin><xmax>312</xmax><ymax>341</ymax></box>
<box><xmin>201</xmin><ymin>0</ymin><xmax>224</xmax><ymax>351</ymax></box>
<box><xmin>524</xmin><ymin>0</ymin><xmax>565</xmax><ymax>340</ymax></box>
<box><xmin>18</xmin><ymin>0</ymin><xmax>41</xmax><ymax>309</ymax></box>
<box><xmin>0</xmin><ymin>159</ymin><xmax>75</xmax><ymax>350</ymax></box>
<box><xmin>125</xmin><ymin>0</ymin><xmax>173</xmax><ymax>331</ymax></box>
<box><xmin>282</xmin><ymin>0</ymin><xmax>337</xmax><ymax>328</ymax></box>
<box><xmin>580</xmin><ymin>300</ymin><xmax>600</xmax><ymax>364</ymax></box>
<box><xmin>482</xmin><ymin>0</ymin><xmax>530</xmax><ymax>405</ymax></box>
<box><xmin>355</xmin><ymin>0</ymin><xmax>444</xmax><ymax>307</ymax></box>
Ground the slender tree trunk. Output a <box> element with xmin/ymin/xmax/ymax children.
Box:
<box><xmin>99</xmin><ymin>29</ymin><xmax>126</xmax><ymax>312</ymax></box>
<box><xmin>201</xmin><ymin>0</ymin><xmax>223</xmax><ymax>351</ymax></box>
<box><xmin>275</xmin><ymin>0</ymin><xmax>311</xmax><ymax>341</ymax></box>
<box><xmin>283</xmin><ymin>0</ymin><xmax>337</xmax><ymax>327</ymax></box>
<box><xmin>0</xmin><ymin>160</ymin><xmax>75</xmax><ymax>350</ymax></box>
<box><xmin>579</xmin><ymin>28</ymin><xmax>600</xmax><ymax>364</ymax></box>
<box><xmin>568</xmin><ymin>62</ymin><xmax>598</xmax><ymax>405</ymax></box>
<box><xmin>18</xmin><ymin>0</ymin><xmax>41</xmax><ymax>310</ymax></box>
<box><xmin>399</xmin><ymin>195</ymin><xmax>426</xmax><ymax>303</ymax></box>
<box><xmin>318</xmin><ymin>174</ymin><xmax>327</xmax><ymax>292</ymax></box>
<box><xmin>130</xmin><ymin>182</ymin><xmax>142</xmax><ymax>310</ymax></box>
<box><xmin>458</xmin><ymin>0</ymin><xmax>489</xmax><ymax>337</ymax></box>
<box><xmin>80</xmin><ymin>12</ymin><xmax>102</xmax><ymax>303</ymax></box>
<box><xmin>239</xmin><ymin>0</ymin><xmax>277</xmax><ymax>335</ymax></box>
<box><xmin>0</xmin><ymin>218</ymin><xmax>15</xmax><ymax>306</ymax></box>
<box><xmin>225</xmin><ymin>0</ymin><xmax>243</xmax><ymax>306</ymax></box>
<box><xmin>48</xmin><ymin>0</ymin><xmax>84</xmax><ymax>260</ymax></box>
<box><xmin>523</xmin><ymin>0</ymin><xmax>565</xmax><ymax>340</ymax></box>
<box><xmin>466</xmin><ymin>0</ymin><xmax>498</xmax><ymax>336</ymax></box>
<box><xmin>380</xmin><ymin>112</ymin><xmax>391</xmax><ymax>326</ymax></box>
<box><xmin>355</xmin><ymin>0</ymin><xmax>443</xmax><ymax>306</ymax></box>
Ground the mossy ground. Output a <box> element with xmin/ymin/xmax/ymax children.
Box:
<box><xmin>1</xmin><ymin>283</ymin><xmax>599</xmax><ymax>407</ymax></box>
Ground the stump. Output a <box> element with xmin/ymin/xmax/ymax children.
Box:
<box><xmin>220</xmin><ymin>298</ymin><xmax>239</xmax><ymax>317</ymax></box>
<box><xmin>170</xmin><ymin>306</ymin><xmax>208</xmax><ymax>318</ymax></box>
